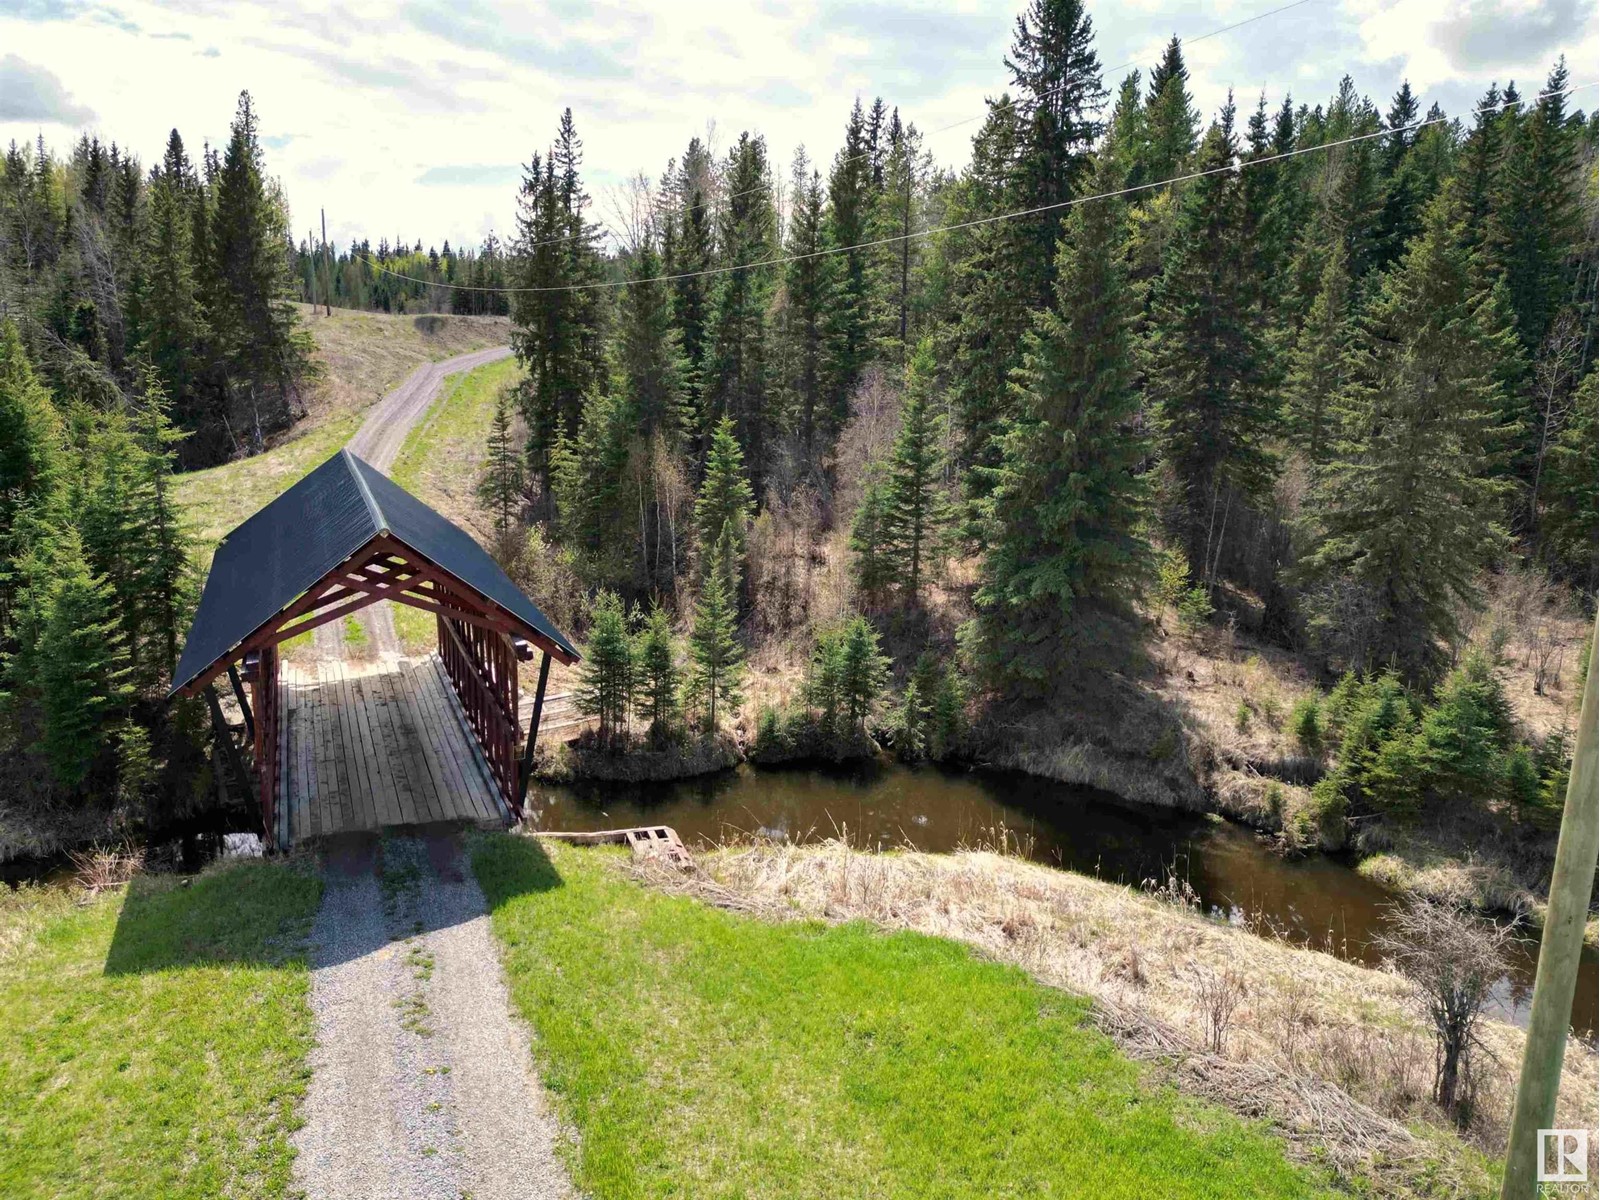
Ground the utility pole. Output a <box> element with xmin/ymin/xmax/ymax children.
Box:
<box><xmin>1500</xmin><ymin>625</ymin><xmax>1598</xmax><ymax>1200</ymax></box>
<box><xmin>320</xmin><ymin>208</ymin><xmax>332</xmax><ymax>316</ymax></box>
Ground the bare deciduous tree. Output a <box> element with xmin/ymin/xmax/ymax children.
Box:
<box><xmin>1375</xmin><ymin>899</ymin><xmax>1512</xmax><ymax>1124</ymax></box>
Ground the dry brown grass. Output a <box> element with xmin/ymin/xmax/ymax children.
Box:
<box><xmin>296</xmin><ymin>306</ymin><xmax>511</xmax><ymax>438</ymax></box>
<box><xmin>634</xmin><ymin>840</ymin><xmax>1599</xmax><ymax>1197</ymax></box>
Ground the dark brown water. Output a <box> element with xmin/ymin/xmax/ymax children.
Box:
<box><xmin>529</xmin><ymin>761</ymin><xmax>1598</xmax><ymax>1040</ymax></box>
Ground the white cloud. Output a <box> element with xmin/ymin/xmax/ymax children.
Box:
<box><xmin>2</xmin><ymin>0</ymin><xmax>1593</xmax><ymax>252</ymax></box>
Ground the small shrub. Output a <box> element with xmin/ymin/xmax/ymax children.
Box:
<box><xmin>1147</xmin><ymin>726</ymin><xmax>1178</xmax><ymax>763</ymax></box>
<box><xmin>1177</xmin><ymin>586</ymin><xmax>1214</xmax><ymax>633</ymax></box>
<box><xmin>1265</xmin><ymin>780</ymin><xmax>1284</xmax><ymax>823</ymax></box>
<box><xmin>1289</xmin><ymin>697</ymin><xmax>1322</xmax><ymax>757</ymax></box>
<box><xmin>1234</xmin><ymin>699</ymin><xmax>1251</xmax><ymax>733</ymax></box>
<box><xmin>1260</xmin><ymin>695</ymin><xmax>1282</xmax><ymax>729</ymax></box>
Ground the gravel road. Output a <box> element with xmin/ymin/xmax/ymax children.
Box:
<box><xmin>292</xmin><ymin>830</ymin><xmax>573</xmax><ymax>1200</ymax></box>
<box><xmin>315</xmin><ymin>345</ymin><xmax>513</xmax><ymax>658</ymax></box>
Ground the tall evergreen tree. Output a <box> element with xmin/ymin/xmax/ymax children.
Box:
<box><xmin>1295</xmin><ymin>192</ymin><xmax>1515</xmax><ymax>680</ymax></box>
<box><xmin>702</xmin><ymin>133</ymin><xmax>776</xmax><ymax>484</ymax></box>
<box><xmin>849</xmin><ymin>465</ymin><xmax>895</xmax><ymax>607</ymax></box>
<box><xmin>478</xmin><ymin>387</ymin><xmax>525</xmax><ymax>535</ymax></box>
<box><xmin>138</xmin><ymin>130</ymin><xmax>207</xmax><ymax>437</ymax></box>
<box><xmin>666</xmin><ymin>138</ymin><xmax>716</xmax><ymax>427</ymax></box>
<box><xmin>689</xmin><ymin>521</ymin><xmax>744</xmax><ymax>732</ymax></box>
<box><xmin>942</xmin><ymin>97</ymin><xmax>1033</xmax><ymax>519</ymax></box>
<box><xmin>882</xmin><ymin>340</ymin><xmax>947</xmax><ymax>600</ymax></box>
<box><xmin>634</xmin><ymin>602</ymin><xmax>682</xmax><ymax>741</ymax></box>
<box><xmin>694</xmin><ymin>416</ymin><xmax>755</xmax><ymax>571</ymax></box>
<box><xmin>0</xmin><ymin>318</ymin><xmax>64</xmax><ymax>561</ymax></box>
<box><xmin>1145</xmin><ymin>101</ymin><xmax>1275</xmax><ymax>587</ymax></box>
<box><xmin>1143</xmin><ymin>37</ymin><xmax>1199</xmax><ymax>184</ymax></box>
<box><xmin>510</xmin><ymin>110</ymin><xmax>609</xmax><ymax>500</ymax></box>
<box><xmin>821</xmin><ymin>100</ymin><xmax>877</xmax><ymax>446</ymax></box>
<box><xmin>781</xmin><ymin>153</ymin><xmax>828</xmax><ymax>469</ymax></box>
<box><xmin>974</xmin><ymin>165</ymin><xmax>1147</xmax><ymax>692</ymax></box>
<box><xmin>1005</xmin><ymin>0</ymin><xmax>1105</xmax><ymax>308</ymax></box>
<box><xmin>617</xmin><ymin>236</ymin><xmax>689</xmax><ymax>442</ymax></box>
<box><xmin>203</xmin><ymin>92</ymin><xmax>307</xmax><ymax>453</ymax></box>
<box><xmin>34</xmin><ymin>526</ymin><xmax>132</xmax><ymax>789</ymax></box>
<box><xmin>576</xmin><ymin>590</ymin><xmax>633</xmax><ymax>746</ymax></box>
<box><xmin>1284</xmin><ymin>242</ymin><xmax>1353</xmax><ymax>463</ymax></box>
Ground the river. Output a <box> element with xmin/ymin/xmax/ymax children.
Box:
<box><xmin>529</xmin><ymin>759</ymin><xmax>1598</xmax><ymax>1040</ymax></box>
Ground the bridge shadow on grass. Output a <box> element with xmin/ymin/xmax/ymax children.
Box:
<box><xmin>469</xmin><ymin>831</ymin><xmax>565</xmax><ymax>917</ymax></box>
<box><xmin>103</xmin><ymin>828</ymin><xmax>562</xmax><ymax>977</ymax></box>
<box><xmin>103</xmin><ymin>857</ymin><xmax>323</xmax><ymax>976</ymax></box>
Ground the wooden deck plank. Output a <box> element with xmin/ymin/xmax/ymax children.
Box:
<box><xmin>403</xmin><ymin>659</ymin><xmax>469</xmax><ymax>818</ymax></box>
<box><xmin>387</xmin><ymin>672</ymin><xmax>438</xmax><ymax>832</ymax></box>
<box><xmin>422</xmin><ymin>657</ymin><xmax>490</xmax><ymax>821</ymax></box>
<box><xmin>373</xmin><ymin>671</ymin><xmax>419</xmax><ymax>827</ymax></box>
<box><xmin>357</xmin><ymin>668</ymin><xmax>394</xmax><ymax>830</ymax></box>
<box><xmin>406</xmin><ymin>659</ymin><xmax>480</xmax><ymax>825</ymax></box>
<box><xmin>393</xmin><ymin>664</ymin><xmax>449</xmax><ymax>823</ymax></box>
<box><xmin>334</xmin><ymin>660</ymin><xmax>364</xmax><ymax>834</ymax></box>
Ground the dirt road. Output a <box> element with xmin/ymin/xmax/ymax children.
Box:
<box><xmin>315</xmin><ymin>345</ymin><xmax>512</xmax><ymax>658</ymax></box>
<box><xmin>292</xmin><ymin>831</ymin><xmax>572</xmax><ymax>1200</ymax></box>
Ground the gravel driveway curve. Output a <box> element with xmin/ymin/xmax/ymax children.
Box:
<box><xmin>316</xmin><ymin>344</ymin><xmax>513</xmax><ymax>659</ymax></box>
<box><xmin>292</xmin><ymin>830</ymin><xmax>573</xmax><ymax>1200</ymax></box>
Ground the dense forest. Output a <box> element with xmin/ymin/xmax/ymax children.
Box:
<box><xmin>292</xmin><ymin>235</ymin><xmax>512</xmax><ymax>317</ymax></box>
<box><xmin>0</xmin><ymin>0</ymin><xmax>1595</xmax><ymax>865</ymax></box>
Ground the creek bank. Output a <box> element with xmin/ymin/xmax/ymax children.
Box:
<box><xmin>538</xmin><ymin>730</ymin><xmax>742</xmax><ymax>784</ymax></box>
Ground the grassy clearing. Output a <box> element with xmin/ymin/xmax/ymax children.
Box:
<box><xmin>175</xmin><ymin>308</ymin><xmax>510</xmax><ymax>561</ymax></box>
<box><xmin>669</xmin><ymin>842</ymin><xmax>1600</xmax><ymax>1197</ymax></box>
<box><xmin>474</xmin><ymin>834</ymin><xmax>1339</xmax><ymax>1200</ymax></box>
<box><xmin>0</xmin><ymin>860</ymin><xmax>322</xmax><ymax>1199</ymax></box>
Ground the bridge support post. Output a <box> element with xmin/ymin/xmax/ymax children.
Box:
<box><xmin>517</xmin><ymin>650</ymin><xmax>552</xmax><ymax>811</ymax></box>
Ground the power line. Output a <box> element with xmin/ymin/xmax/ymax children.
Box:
<box><xmin>357</xmin><ymin>80</ymin><xmax>1594</xmax><ymax>296</ymax></box>
<box><xmin>463</xmin><ymin>0</ymin><xmax>1326</xmax><ymax>256</ymax></box>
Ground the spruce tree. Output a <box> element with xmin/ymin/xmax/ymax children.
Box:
<box><xmin>974</xmin><ymin>162</ymin><xmax>1147</xmax><ymax>692</ymax></box>
<box><xmin>702</xmin><ymin>133</ymin><xmax>776</xmax><ymax>485</ymax></box>
<box><xmin>510</xmin><ymin>111</ymin><xmax>608</xmax><ymax>499</ymax></box>
<box><xmin>689</xmin><ymin>522</ymin><xmax>744</xmax><ymax>732</ymax></box>
<box><xmin>0</xmin><ymin>319</ymin><xmax>64</xmax><ymax>559</ymax></box>
<box><xmin>693</xmin><ymin>416</ymin><xmax>755</xmax><ymax>572</ymax></box>
<box><xmin>635</xmin><ymin>602</ymin><xmax>682</xmax><ymax>741</ymax></box>
<box><xmin>203</xmin><ymin>92</ymin><xmax>307</xmax><ymax>447</ymax></box>
<box><xmin>1295</xmin><ymin>191</ymin><xmax>1514</xmax><ymax>681</ymax></box>
<box><xmin>618</xmin><ymin>237</ymin><xmax>689</xmax><ymax>442</ymax></box>
<box><xmin>781</xmin><ymin>154</ymin><xmax>829</xmax><ymax>469</ymax></box>
<box><xmin>126</xmin><ymin>373</ymin><xmax>193</xmax><ymax>682</ymax></box>
<box><xmin>667</xmin><ymin>138</ymin><xmax>715</xmax><ymax>425</ymax></box>
<box><xmin>848</xmin><ymin>467</ymin><xmax>895</xmax><ymax>607</ymax></box>
<box><xmin>1143</xmin><ymin>37</ymin><xmax>1199</xmax><ymax>183</ymax></box>
<box><xmin>1005</xmin><ymin>0</ymin><xmax>1105</xmax><ymax>308</ymax></box>
<box><xmin>478</xmin><ymin>387</ymin><xmax>525</xmax><ymax>535</ymax></box>
<box><xmin>942</xmin><ymin>98</ymin><xmax>1033</xmax><ymax>520</ymax></box>
<box><xmin>883</xmin><ymin>340</ymin><xmax>947</xmax><ymax>600</ymax></box>
<box><xmin>1540</xmin><ymin>369</ymin><xmax>1597</xmax><ymax>585</ymax></box>
<box><xmin>1485</xmin><ymin>59</ymin><xmax>1582</xmax><ymax>355</ymax></box>
<box><xmin>839</xmin><ymin>616</ymin><xmax>889</xmax><ymax>732</ymax></box>
<box><xmin>821</xmin><ymin>100</ymin><xmax>877</xmax><ymax>442</ymax></box>
<box><xmin>1145</xmin><ymin>101</ymin><xmax>1275</xmax><ymax>587</ymax></box>
<box><xmin>139</xmin><ymin>130</ymin><xmax>207</xmax><ymax>438</ymax></box>
<box><xmin>576</xmin><ymin>590</ymin><xmax>633</xmax><ymax>747</ymax></box>
<box><xmin>35</xmin><ymin>527</ymin><xmax>132</xmax><ymax>789</ymax></box>
<box><xmin>1284</xmin><ymin>243</ymin><xmax>1353</xmax><ymax>464</ymax></box>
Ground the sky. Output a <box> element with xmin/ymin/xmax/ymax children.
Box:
<box><xmin>1</xmin><ymin>0</ymin><xmax>1595</xmax><ymax>253</ymax></box>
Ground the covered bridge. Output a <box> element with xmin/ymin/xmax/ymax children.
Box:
<box><xmin>170</xmin><ymin>449</ymin><xmax>578</xmax><ymax>848</ymax></box>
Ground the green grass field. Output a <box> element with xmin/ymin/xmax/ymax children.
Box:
<box><xmin>473</xmin><ymin>836</ymin><xmax>1340</xmax><ymax>1200</ymax></box>
<box><xmin>0</xmin><ymin>863</ymin><xmax>322</xmax><ymax>1199</ymax></box>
